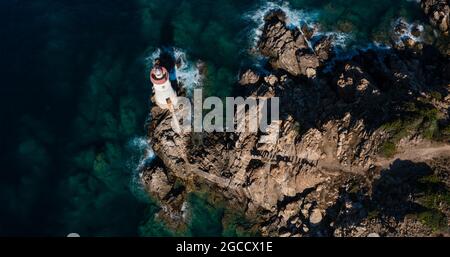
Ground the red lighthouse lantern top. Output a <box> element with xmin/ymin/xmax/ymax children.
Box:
<box><xmin>150</xmin><ymin>66</ymin><xmax>169</xmax><ymax>85</ymax></box>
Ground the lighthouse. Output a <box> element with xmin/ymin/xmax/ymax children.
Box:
<box><xmin>150</xmin><ymin>62</ymin><xmax>182</xmax><ymax>134</ymax></box>
<box><xmin>150</xmin><ymin>64</ymin><xmax>178</xmax><ymax>110</ymax></box>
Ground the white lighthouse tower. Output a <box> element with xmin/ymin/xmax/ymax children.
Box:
<box><xmin>150</xmin><ymin>64</ymin><xmax>182</xmax><ymax>134</ymax></box>
<box><xmin>150</xmin><ymin>65</ymin><xmax>178</xmax><ymax>109</ymax></box>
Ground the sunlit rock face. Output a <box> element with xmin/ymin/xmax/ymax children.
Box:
<box><xmin>421</xmin><ymin>0</ymin><xmax>450</xmax><ymax>35</ymax></box>
<box><xmin>143</xmin><ymin>7</ymin><xmax>450</xmax><ymax>237</ymax></box>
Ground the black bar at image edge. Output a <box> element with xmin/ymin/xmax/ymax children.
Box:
<box><xmin>0</xmin><ymin>237</ymin><xmax>448</xmax><ymax>256</ymax></box>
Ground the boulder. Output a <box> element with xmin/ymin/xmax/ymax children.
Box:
<box><xmin>264</xmin><ymin>74</ymin><xmax>279</xmax><ymax>86</ymax></box>
<box><xmin>309</xmin><ymin>209</ymin><xmax>323</xmax><ymax>225</ymax></box>
<box><xmin>240</xmin><ymin>69</ymin><xmax>260</xmax><ymax>85</ymax></box>
<box><xmin>336</xmin><ymin>64</ymin><xmax>379</xmax><ymax>102</ymax></box>
<box><xmin>297</xmin><ymin>53</ymin><xmax>320</xmax><ymax>78</ymax></box>
<box><xmin>421</xmin><ymin>0</ymin><xmax>450</xmax><ymax>35</ymax></box>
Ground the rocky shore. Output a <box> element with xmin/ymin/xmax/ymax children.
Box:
<box><xmin>141</xmin><ymin>2</ymin><xmax>450</xmax><ymax>237</ymax></box>
<box><xmin>421</xmin><ymin>0</ymin><xmax>449</xmax><ymax>36</ymax></box>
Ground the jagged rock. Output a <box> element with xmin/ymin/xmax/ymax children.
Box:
<box><xmin>314</xmin><ymin>36</ymin><xmax>334</xmax><ymax>62</ymax></box>
<box><xmin>403</xmin><ymin>37</ymin><xmax>417</xmax><ymax>49</ymax></box>
<box><xmin>301</xmin><ymin>24</ymin><xmax>315</xmax><ymax>40</ymax></box>
<box><xmin>421</xmin><ymin>0</ymin><xmax>450</xmax><ymax>35</ymax></box>
<box><xmin>258</xmin><ymin>12</ymin><xmax>304</xmax><ymax>76</ymax></box>
<box><xmin>336</xmin><ymin>63</ymin><xmax>379</xmax><ymax>102</ymax></box>
<box><xmin>142</xmin><ymin>166</ymin><xmax>172</xmax><ymax>200</ymax></box>
<box><xmin>391</xmin><ymin>19</ymin><xmax>424</xmax><ymax>53</ymax></box>
<box><xmin>309</xmin><ymin>209</ymin><xmax>323</xmax><ymax>225</ymax></box>
<box><xmin>279</xmin><ymin>232</ymin><xmax>292</xmax><ymax>237</ymax></box>
<box><xmin>297</xmin><ymin>53</ymin><xmax>320</xmax><ymax>78</ymax></box>
<box><xmin>258</xmin><ymin>10</ymin><xmax>331</xmax><ymax>77</ymax></box>
<box><xmin>264</xmin><ymin>8</ymin><xmax>288</xmax><ymax>24</ymax></box>
<box><xmin>411</xmin><ymin>24</ymin><xmax>423</xmax><ymax>38</ymax></box>
<box><xmin>240</xmin><ymin>69</ymin><xmax>260</xmax><ymax>85</ymax></box>
<box><xmin>394</xmin><ymin>18</ymin><xmax>410</xmax><ymax>35</ymax></box>
<box><xmin>264</xmin><ymin>74</ymin><xmax>278</xmax><ymax>86</ymax></box>
<box><xmin>306</xmin><ymin>67</ymin><xmax>317</xmax><ymax>78</ymax></box>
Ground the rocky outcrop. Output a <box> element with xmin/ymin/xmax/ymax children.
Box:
<box><xmin>142</xmin><ymin>10</ymin><xmax>450</xmax><ymax>237</ymax></box>
<box><xmin>391</xmin><ymin>19</ymin><xmax>424</xmax><ymax>53</ymax></box>
<box><xmin>257</xmin><ymin>9</ymin><xmax>332</xmax><ymax>78</ymax></box>
<box><xmin>335</xmin><ymin>63</ymin><xmax>380</xmax><ymax>102</ymax></box>
<box><xmin>143</xmin><ymin>165</ymin><xmax>172</xmax><ymax>200</ymax></box>
<box><xmin>421</xmin><ymin>0</ymin><xmax>450</xmax><ymax>36</ymax></box>
<box><xmin>239</xmin><ymin>69</ymin><xmax>260</xmax><ymax>85</ymax></box>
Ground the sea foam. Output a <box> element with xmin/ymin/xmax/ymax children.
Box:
<box><xmin>146</xmin><ymin>47</ymin><xmax>201</xmax><ymax>96</ymax></box>
<box><xmin>245</xmin><ymin>1</ymin><xmax>350</xmax><ymax>50</ymax></box>
<box><xmin>127</xmin><ymin>136</ymin><xmax>155</xmax><ymax>202</ymax></box>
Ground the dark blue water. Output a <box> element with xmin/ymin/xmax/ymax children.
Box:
<box><xmin>0</xmin><ymin>0</ymin><xmax>425</xmax><ymax>236</ymax></box>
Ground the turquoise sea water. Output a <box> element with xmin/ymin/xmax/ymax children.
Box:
<box><xmin>0</xmin><ymin>0</ymin><xmax>426</xmax><ymax>236</ymax></box>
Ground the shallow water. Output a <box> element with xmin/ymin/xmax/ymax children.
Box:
<box><xmin>0</xmin><ymin>0</ymin><xmax>425</xmax><ymax>236</ymax></box>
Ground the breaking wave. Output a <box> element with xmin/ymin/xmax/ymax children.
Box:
<box><xmin>127</xmin><ymin>136</ymin><xmax>155</xmax><ymax>202</ymax></box>
<box><xmin>244</xmin><ymin>1</ymin><xmax>429</xmax><ymax>74</ymax></box>
<box><xmin>391</xmin><ymin>18</ymin><xmax>424</xmax><ymax>45</ymax></box>
<box><xmin>245</xmin><ymin>1</ymin><xmax>350</xmax><ymax>50</ymax></box>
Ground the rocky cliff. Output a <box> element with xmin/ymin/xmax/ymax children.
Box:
<box><xmin>141</xmin><ymin>8</ymin><xmax>450</xmax><ymax>237</ymax></box>
<box><xmin>421</xmin><ymin>0</ymin><xmax>449</xmax><ymax>36</ymax></box>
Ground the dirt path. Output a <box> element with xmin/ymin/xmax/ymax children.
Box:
<box><xmin>316</xmin><ymin>143</ymin><xmax>450</xmax><ymax>175</ymax></box>
<box><xmin>375</xmin><ymin>144</ymin><xmax>450</xmax><ymax>168</ymax></box>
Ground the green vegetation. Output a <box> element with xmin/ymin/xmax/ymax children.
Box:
<box><xmin>367</xmin><ymin>210</ymin><xmax>380</xmax><ymax>220</ymax></box>
<box><xmin>419</xmin><ymin>174</ymin><xmax>443</xmax><ymax>185</ymax></box>
<box><xmin>419</xmin><ymin>192</ymin><xmax>450</xmax><ymax>210</ymax></box>
<box><xmin>416</xmin><ymin>175</ymin><xmax>450</xmax><ymax>232</ymax></box>
<box><xmin>379</xmin><ymin>100</ymin><xmax>444</xmax><ymax>157</ymax></box>
<box><xmin>437</xmin><ymin>123</ymin><xmax>450</xmax><ymax>141</ymax></box>
<box><xmin>430</xmin><ymin>91</ymin><xmax>443</xmax><ymax>101</ymax></box>
<box><xmin>418</xmin><ymin>211</ymin><xmax>447</xmax><ymax>231</ymax></box>
<box><xmin>380</xmin><ymin>141</ymin><xmax>397</xmax><ymax>158</ymax></box>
